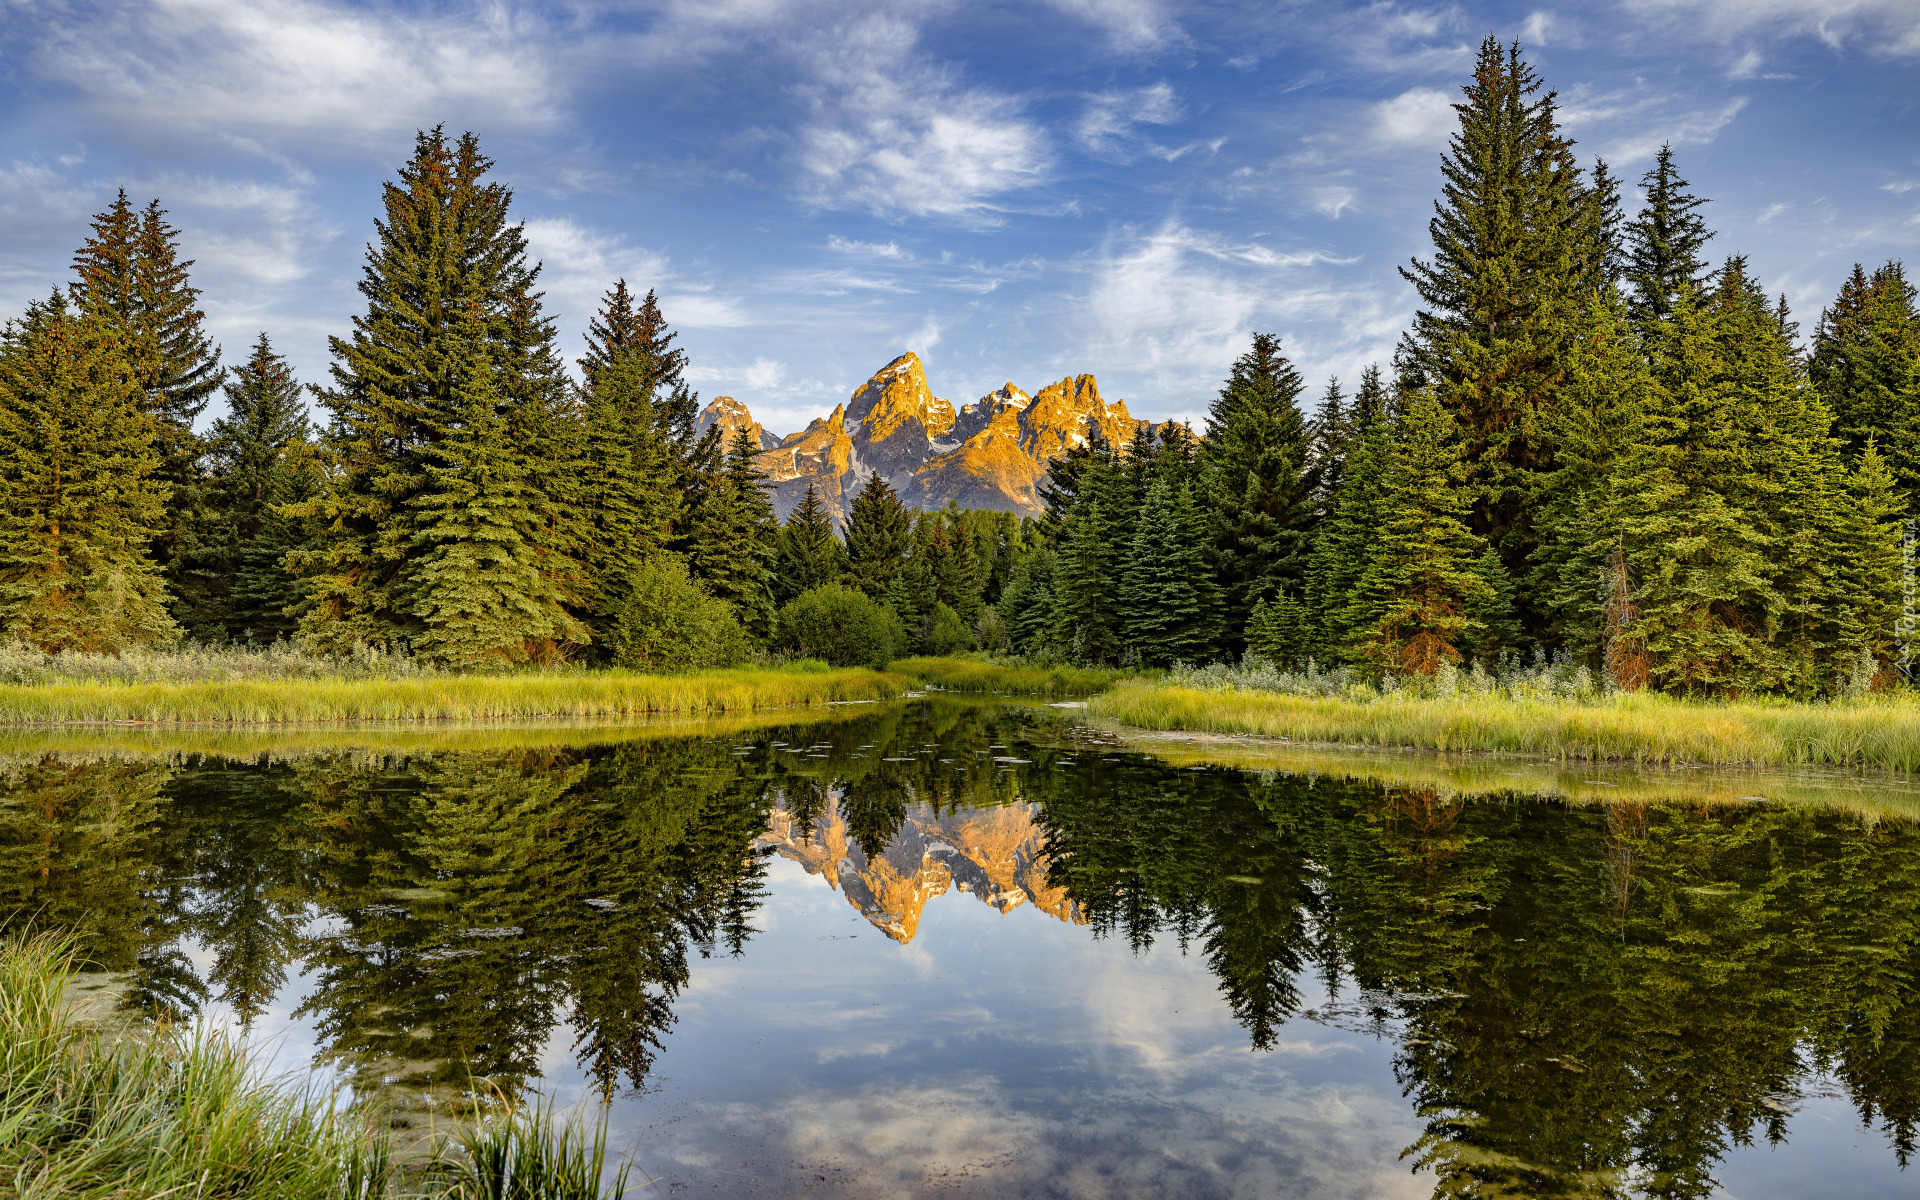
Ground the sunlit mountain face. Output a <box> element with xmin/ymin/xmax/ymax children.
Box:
<box><xmin>7</xmin><ymin>701</ymin><xmax>1920</xmax><ymax>1197</ymax></box>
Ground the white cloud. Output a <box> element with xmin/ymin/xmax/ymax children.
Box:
<box><xmin>1371</xmin><ymin>88</ymin><xmax>1455</xmax><ymax>146</ymax></box>
<box><xmin>1601</xmin><ymin>98</ymin><xmax>1749</xmax><ymax>163</ymax></box>
<box><xmin>1622</xmin><ymin>0</ymin><xmax>1920</xmax><ymax>58</ymax></box>
<box><xmin>826</xmin><ymin>235</ymin><xmax>910</xmax><ymax>259</ymax></box>
<box><xmin>1078</xmin><ymin>82</ymin><xmax>1184</xmax><ymax>156</ymax></box>
<box><xmin>790</xmin><ymin>13</ymin><xmax>1049</xmax><ymax>221</ymax></box>
<box><xmin>1521</xmin><ymin>10</ymin><xmax>1556</xmax><ymax>46</ymax></box>
<box><xmin>1046</xmin><ymin>0</ymin><xmax>1184</xmax><ymax>52</ymax></box>
<box><xmin>19</xmin><ymin>0</ymin><xmax>561</xmax><ymax>140</ymax></box>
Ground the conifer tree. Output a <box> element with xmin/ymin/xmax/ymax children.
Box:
<box><xmin>1244</xmin><ymin>593</ymin><xmax>1309</xmax><ymax>667</ymax></box>
<box><xmin>775</xmin><ymin>482</ymin><xmax>844</xmax><ymax>604</ymax></box>
<box><xmin>575</xmin><ymin>341</ymin><xmax>681</xmax><ymax>642</ymax></box>
<box><xmin>1050</xmin><ymin>447</ymin><xmax>1128</xmax><ymax>663</ymax></box>
<box><xmin>1305</xmin><ymin>377</ymin><xmax>1350</xmax><ymax>518</ymax></box>
<box><xmin>177</xmin><ymin>334</ymin><xmax>316</xmax><ymax>642</ymax></box>
<box><xmin>1810</xmin><ymin>262</ymin><xmax>1920</xmax><ymax>499</ymax></box>
<box><xmin>842</xmin><ymin>473</ymin><xmax>912</xmax><ymax>599</ymax></box>
<box><xmin>685</xmin><ymin>426</ymin><xmax>777</xmax><ymax>638</ymax></box>
<box><xmin>70</xmin><ymin>192</ymin><xmax>225</xmax><ymax>577</ymax></box>
<box><xmin>1837</xmin><ymin>439</ymin><xmax>1904</xmax><ymax>677</ymax></box>
<box><xmin>292</xmin><ymin>128</ymin><xmax>583</xmax><ymax>661</ymax></box>
<box><xmin>1198</xmin><ymin>333</ymin><xmax>1313</xmax><ymax>641</ymax></box>
<box><xmin>1625</xmin><ymin>145</ymin><xmax>1714</xmax><ymax>330</ymax></box>
<box><xmin>997</xmin><ymin>548</ymin><xmax>1055</xmax><ymax>656</ymax></box>
<box><xmin>1398</xmin><ymin>36</ymin><xmax>1600</xmax><ymax>568</ymax></box>
<box><xmin>1341</xmin><ymin>390</ymin><xmax>1491</xmax><ymax>673</ymax></box>
<box><xmin>1604</xmin><ymin>284</ymin><xmax>1776</xmax><ymax>695</ymax></box>
<box><xmin>1119</xmin><ymin>475</ymin><xmax>1222</xmax><ymax>666</ymax></box>
<box><xmin>1304</xmin><ymin>366</ymin><xmax>1390</xmax><ymax>660</ymax></box>
<box><xmin>399</xmin><ymin>296</ymin><xmax>586</xmax><ymax>666</ymax></box>
<box><xmin>0</xmin><ymin>292</ymin><xmax>176</xmax><ymax>651</ymax></box>
<box><xmin>580</xmin><ymin>281</ymin><xmax>700</xmax><ymax>456</ymax></box>
<box><xmin>1464</xmin><ymin>548</ymin><xmax>1524</xmax><ymax>665</ymax></box>
<box><xmin>932</xmin><ymin>508</ymin><xmax>985</xmax><ymax>627</ymax></box>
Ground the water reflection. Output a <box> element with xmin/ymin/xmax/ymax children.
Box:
<box><xmin>3</xmin><ymin>702</ymin><xmax>1917</xmax><ymax>1197</ymax></box>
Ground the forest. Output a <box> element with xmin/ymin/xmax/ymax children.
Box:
<box><xmin>1</xmin><ymin>37</ymin><xmax>1914</xmax><ymax>700</ymax></box>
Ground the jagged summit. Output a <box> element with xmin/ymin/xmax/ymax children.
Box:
<box><xmin>733</xmin><ymin>352</ymin><xmax>1181</xmax><ymax>522</ymax></box>
<box><xmin>695</xmin><ymin>395</ymin><xmax>781</xmax><ymax>452</ymax></box>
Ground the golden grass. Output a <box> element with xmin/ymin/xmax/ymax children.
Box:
<box><xmin>0</xmin><ymin>665</ymin><xmax>907</xmax><ymax>726</ymax></box>
<box><xmin>1090</xmin><ymin>681</ymin><xmax>1920</xmax><ymax>772</ymax></box>
<box><xmin>893</xmin><ymin>656</ymin><xmax>1128</xmax><ymax>696</ymax></box>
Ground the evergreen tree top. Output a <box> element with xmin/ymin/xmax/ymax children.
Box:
<box><xmin>1206</xmin><ymin>332</ymin><xmax>1305</xmax><ymax>434</ymax></box>
<box><xmin>1626</xmin><ymin>143</ymin><xmax>1714</xmax><ymax>326</ymax></box>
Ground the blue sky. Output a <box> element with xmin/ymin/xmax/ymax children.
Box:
<box><xmin>3</xmin><ymin>1</ymin><xmax>1918</xmax><ymax>436</ymax></box>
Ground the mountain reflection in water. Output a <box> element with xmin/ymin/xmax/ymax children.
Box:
<box><xmin>3</xmin><ymin>700</ymin><xmax>1917</xmax><ymax>1199</ymax></box>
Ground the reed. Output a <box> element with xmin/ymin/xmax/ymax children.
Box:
<box><xmin>0</xmin><ymin>931</ymin><xmax>631</xmax><ymax>1198</ymax></box>
<box><xmin>893</xmin><ymin>656</ymin><xmax>1128</xmax><ymax>696</ymax></box>
<box><xmin>0</xmin><ymin>665</ymin><xmax>907</xmax><ymax>725</ymax></box>
<box><xmin>1091</xmin><ymin>681</ymin><xmax>1920</xmax><ymax>772</ymax></box>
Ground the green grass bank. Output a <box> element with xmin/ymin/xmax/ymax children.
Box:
<box><xmin>0</xmin><ymin>664</ymin><xmax>905</xmax><ymax>725</ymax></box>
<box><xmin>892</xmin><ymin>656</ymin><xmax>1131</xmax><ymax>696</ymax></box>
<box><xmin>0</xmin><ymin>933</ymin><xmax>630</xmax><ymax>1198</ymax></box>
<box><xmin>1092</xmin><ymin>681</ymin><xmax>1920</xmax><ymax>771</ymax></box>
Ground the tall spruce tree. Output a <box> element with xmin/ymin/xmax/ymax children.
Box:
<box><xmin>575</xmin><ymin>340</ymin><xmax>681</xmax><ymax>643</ymax></box>
<box><xmin>997</xmin><ymin>548</ymin><xmax>1055</xmax><ymax>655</ymax></box>
<box><xmin>1119</xmin><ymin>475</ymin><xmax>1222</xmax><ymax>666</ymax></box>
<box><xmin>1625</xmin><ymin>145</ymin><xmax>1714</xmax><ymax>330</ymax></box>
<box><xmin>178</xmin><ymin>334</ymin><xmax>316</xmax><ymax>642</ymax></box>
<box><xmin>775</xmin><ymin>482</ymin><xmax>844</xmax><ymax>604</ymax></box>
<box><xmin>1341</xmin><ymin>390</ymin><xmax>1491</xmax><ymax>673</ymax></box>
<box><xmin>580</xmin><ymin>281</ymin><xmax>700</xmax><ymax>459</ymax></box>
<box><xmin>1304</xmin><ymin>366</ymin><xmax>1390</xmax><ymax>661</ymax></box>
<box><xmin>70</xmin><ymin>192</ymin><xmax>224</xmax><ymax>582</ymax></box>
<box><xmin>1050</xmin><ymin>442</ymin><xmax>1131</xmax><ymax>664</ymax></box>
<box><xmin>1810</xmin><ymin>262</ymin><xmax>1920</xmax><ymax>500</ymax></box>
<box><xmin>292</xmin><ymin>128</ymin><xmax>584</xmax><ymax>662</ymax></box>
<box><xmin>0</xmin><ymin>292</ymin><xmax>176</xmax><ymax>651</ymax></box>
<box><xmin>842</xmin><ymin>473</ymin><xmax>912</xmax><ymax>598</ymax></box>
<box><xmin>1198</xmin><ymin>333</ymin><xmax>1313</xmax><ymax>644</ymax></box>
<box><xmin>685</xmin><ymin>426</ymin><xmax>777</xmax><ymax>638</ymax></box>
<box><xmin>1398</xmin><ymin>36</ymin><xmax>1602</xmax><ymax>576</ymax></box>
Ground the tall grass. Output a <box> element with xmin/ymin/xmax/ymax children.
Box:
<box><xmin>0</xmin><ymin>931</ymin><xmax>632</xmax><ymax>1198</ymax></box>
<box><xmin>0</xmin><ymin>664</ymin><xmax>907</xmax><ymax>725</ymax></box>
<box><xmin>893</xmin><ymin>656</ymin><xmax>1129</xmax><ymax>696</ymax></box>
<box><xmin>1092</xmin><ymin>680</ymin><xmax>1920</xmax><ymax>771</ymax></box>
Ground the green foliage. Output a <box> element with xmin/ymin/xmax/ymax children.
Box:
<box><xmin>1197</xmin><ymin>332</ymin><xmax>1312</xmax><ymax>638</ymax></box>
<box><xmin>1119</xmin><ymin>475</ymin><xmax>1222</xmax><ymax>666</ymax></box>
<box><xmin>922</xmin><ymin>601</ymin><xmax>974</xmax><ymax>656</ymax></box>
<box><xmin>776</xmin><ymin>583</ymin><xmax>903</xmax><ymax>669</ymax></box>
<box><xmin>0</xmin><ymin>292</ymin><xmax>176</xmax><ymax>652</ymax></box>
<box><xmin>1811</xmin><ymin>261</ymin><xmax>1920</xmax><ymax>499</ymax></box>
<box><xmin>1244</xmin><ymin>593</ymin><xmax>1310</xmax><ymax>667</ymax></box>
<box><xmin>775</xmin><ymin>482</ymin><xmax>845</xmax><ymax>604</ymax></box>
<box><xmin>684</xmin><ymin>426</ymin><xmax>778</xmax><ymax>638</ymax></box>
<box><xmin>291</xmin><ymin>128</ymin><xmax>582</xmax><ymax>665</ymax></box>
<box><xmin>1626</xmin><ymin>143</ymin><xmax>1715</xmax><ymax>329</ymax></box>
<box><xmin>576</xmin><ymin>340</ymin><xmax>680</xmax><ymax>642</ymax></box>
<box><xmin>842</xmin><ymin>473</ymin><xmax>911</xmax><ymax>599</ymax></box>
<box><xmin>604</xmin><ymin>556</ymin><xmax>752</xmax><ymax>672</ymax></box>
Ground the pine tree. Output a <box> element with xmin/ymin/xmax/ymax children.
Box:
<box><xmin>1397</xmin><ymin>36</ymin><xmax>1601</xmax><ymax>574</ymax></box>
<box><xmin>775</xmin><ymin>482</ymin><xmax>844</xmax><ymax>604</ymax></box>
<box><xmin>1810</xmin><ymin>262</ymin><xmax>1920</xmax><ymax>500</ymax></box>
<box><xmin>0</xmin><ymin>292</ymin><xmax>176</xmax><ymax>651</ymax></box>
<box><xmin>685</xmin><ymin>426</ymin><xmax>777</xmax><ymax>638</ymax></box>
<box><xmin>580</xmin><ymin>281</ymin><xmax>700</xmax><ymax>458</ymax></box>
<box><xmin>932</xmin><ymin>507</ymin><xmax>985</xmax><ymax>627</ymax></box>
<box><xmin>1119</xmin><ymin>476</ymin><xmax>1222</xmax><ymax>666</ymax></box>
<box><xmin>1341</xmin><ymin>390</ymin><xmax>1491</xmax><ymax>674</ymax></box>
<box><xmin>1625</xmin><ymin>145</ymin><xmax>1714</xmax><ymax>330</ymax></box>
<box><xmin>1244</xmin><ymin>592</ymin><xmax>1309</xmax><ymax>667</ymax></box>
<box><xmin>70</xmin><ymin>192</ymin><xmax>225</xmax><ymax>581</ymax></box>
<box><xmin>399</xmin><ymin>296</ymin><xmax>586</xmax><ymax>666</ymax></box>
<box><xmin>1464</xmin><ymin>548</ymin><xmax>1524</xmax><ymax>665</ymax></box>
<box><xmin>576</xmin><ymin>341</ymin><xmax>681</xmax><ymax>641</ymax></box>
<box><xmin>842</xmin><ymin>473</ymin><xmax>912</xmax><ymax>598</ymax></box>
<box><xmin>1605</xmin><ymin>284</ymin><xmax>1776</xmax><ymax>695</ymax></box>
<box><xmin>997</xmin><ymin>548</ymin><xmax>1055</xmax><ymax>655</ymax></box>
<box><xmin>1304</xmin><ymin>366</ymin><xmax>1390</xmax><ymax>661</ymax></box>
<box><xmin>1838</xmin><ymin>439</ymin><xmax>1904</xmax><ymax>677</ymax></box>
<box><xmin>1050</xmin><ymin>447</ymin><xmax>1128</xmax><ymax>663</ymax></box>
<box><xmin>178</xmin><ymin>334</ymin><xmax>316</xmax><ymax>642</ymax></box>
<box><xmin>1305</xmin><ymin>377</ymin><xmax>1350</xmax><ymax>519</ymax></box>
<box><xmin>291</xmin><ymin>128</ymin><xmax>583</xmax><ymax>661</ymax></box>
<box><xmin>1198</xmin><ymin>333</ymin><xmax>1313</xmax><ymax>642</ymax></box>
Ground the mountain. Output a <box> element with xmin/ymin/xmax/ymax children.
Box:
<box><xmin>756</xmin><ymin>793</ymin><xmax>1082</xmax><ymax>943</ymax></box>
<box><xmin>694</xmin><ymin>395</ymin><xmax>782</xmax><ymax>452</ymax></box>
<box><xmin>749</xmin><ymin>352</ymin><xmax>1159</xmax><ymax>523</ymax></box>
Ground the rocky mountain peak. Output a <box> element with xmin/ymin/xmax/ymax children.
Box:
<box><xmin>695</xmin><ymin>395</ymin><xmax>781</xmax><ymax>452</ymax></box>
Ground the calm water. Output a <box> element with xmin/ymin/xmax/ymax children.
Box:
<box><xmin>5</xmin><ymin>700</ymin><xmax>1918</xmax><ymax>1199</ymax></box>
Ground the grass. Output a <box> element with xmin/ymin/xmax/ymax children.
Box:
<box><xmin>0</xmin><ymin>931</ymin><xmax>631</xmax><ymax>1198</ymax></box>
<box><xmin>892</xmin><ymin>656</ymin><xmax>1132</xmax><ymax>696</ymax></box>
<box><xmin>0</xmin><ymin>663</ymin><xmax>908</xmax><ymax>725</ymax></box>
<box><xmin>1091</xmin><ymin>680</ymin><xmax>1920</xmax><ymax>772</ymax></box>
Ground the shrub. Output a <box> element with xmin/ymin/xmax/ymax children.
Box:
<box><xmin>604</xmin><ymin>558</ymin><xmax>753</xmax><ymax>671</ymax></box>
<box><xmin>923</xmin><ymin>602</ymin><xmax>975</xmax><ymax>656</ymax></box>
<box><xmin>776</xmin><ymin>584</ymin><xmax>902</xmax><ymax>669</ymax></box>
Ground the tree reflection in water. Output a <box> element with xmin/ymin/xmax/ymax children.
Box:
<box><xmin>4</xmin><ymin>702</ymin><xmax>1918</xmax><ymax>1197</ymax></box>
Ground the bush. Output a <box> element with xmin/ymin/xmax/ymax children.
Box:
<box><xmin>923</xmin><ymin>602</ymin><xmax>975</xmax><ymax>657</ymax></box>
<box><xmin>776</xmin><ymin>584</ymin><xmax>902</xmax><ymax>669</ymax></box>
<box><xmin>604</xmin><ymin>558</ymin><xmax>754</xmax><ymax>671</ymax></box>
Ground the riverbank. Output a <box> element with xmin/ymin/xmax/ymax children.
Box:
<box><xmin>0</xmin><ymin>664</ymin><xmax>905</xmax><ymax>725</ymax></box>
<box><xmin>892</xmin><ymin>656</ymin><xmax>1131</xmax><ymax>695</ymax></box>
<box><xmin>0</xmin><ymin>933</ymin><xmax>629</xmax><ymax>1198</ymax></box>
<box><xmin>1091</xmin><ymin>681</ymin><xmax>1920</xmax><ymax>771</ymax></box>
